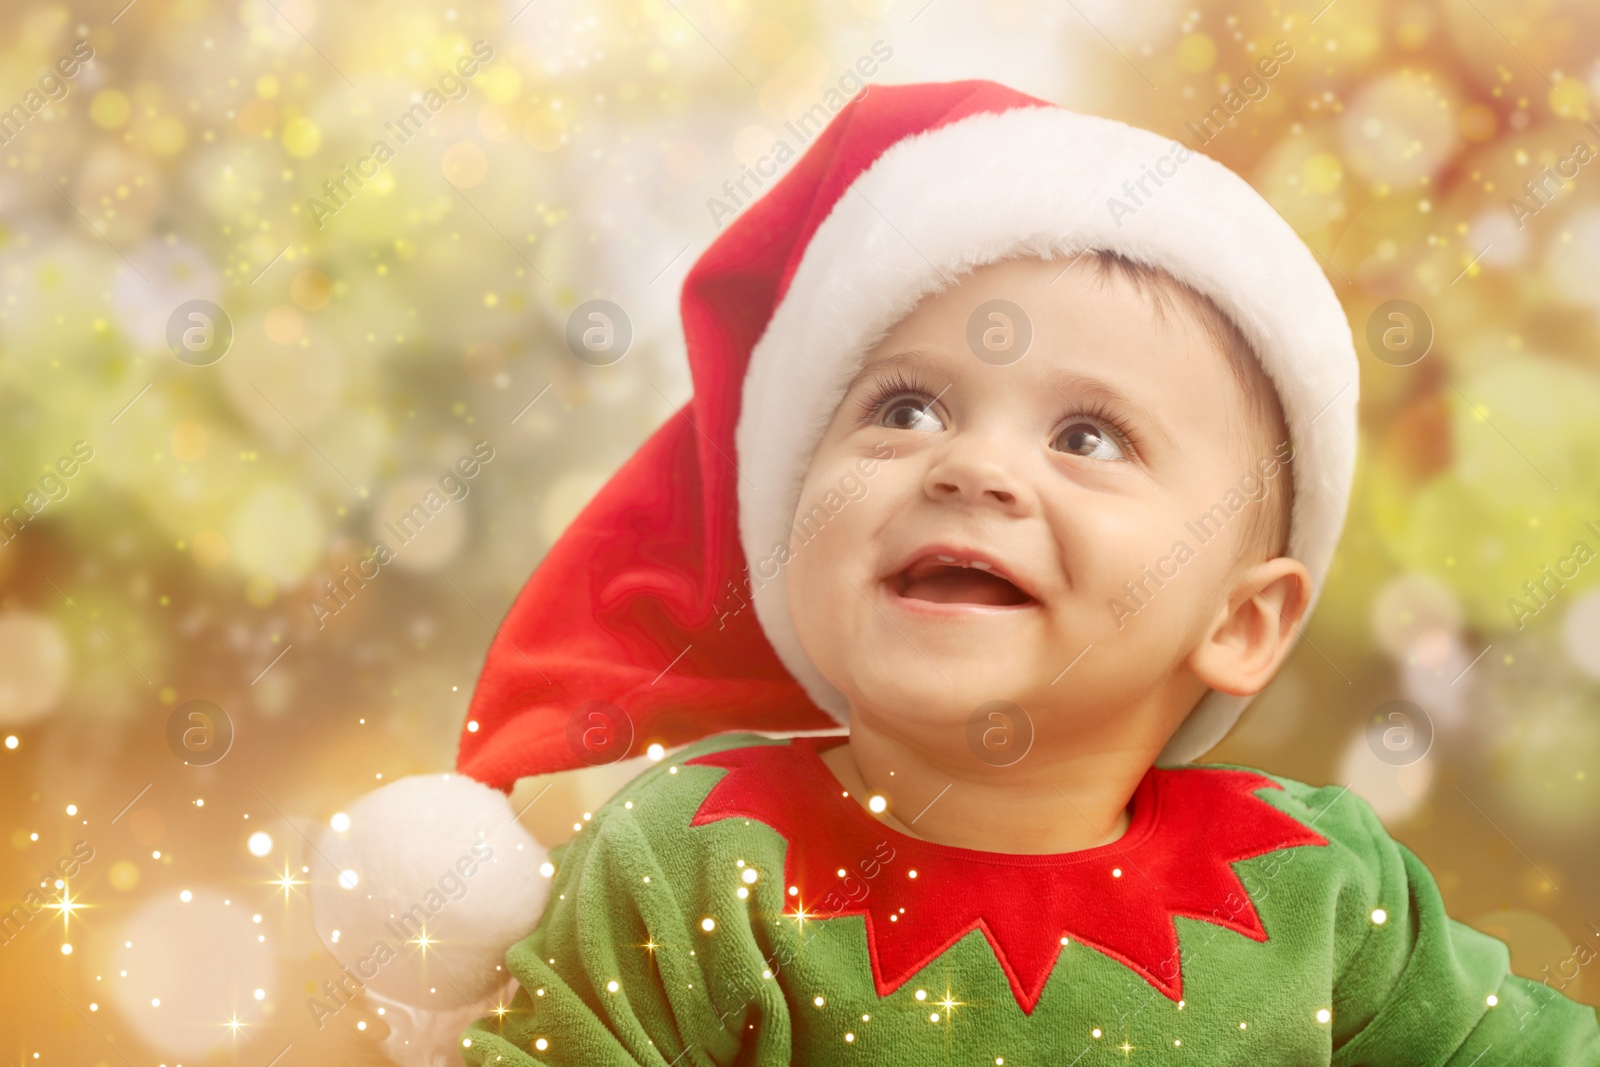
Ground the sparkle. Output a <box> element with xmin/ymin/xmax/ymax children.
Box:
<box><xmin>223</xmin><ymin>1013</ymin><xmax>245</xmax><ymax>1037</ymax></box>
<box><xmin>269</xmin><ymin>863</ymin><xmax>306</xmax><ymax>901</ymax></box>
<box><xmin>1371</xmin><ymin>907</ymin><xmax>1388</xmax><ymax>925</ymax></box>
<box><xmin>45</xmin><ymin>881</ymin><xmax>89</xmax><ymax>932</ymax></box>
<box><xmin>408</xmin><ymin>926</ymin><xmax>437</xmax><ymax>955</ymax></box>
<box><xmin>491</xmin><ymin>1000</ymin><xmax>512</xmax><ymax>1022</ymax></box>
<box><xmin>642</xmin><ymin>937</ymin><xmax>659</xmax><ymax>954</ymax></box>
<box><xmin>1487</xmin><ymin>993</ymin><xmax>1499</xmax><ymax>1007</ymax></box>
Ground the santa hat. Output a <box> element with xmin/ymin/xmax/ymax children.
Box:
<box><xmin>311</xmin><ymin>79</ymin><xmax>1358</xmax><ymax>1058</ymax></box>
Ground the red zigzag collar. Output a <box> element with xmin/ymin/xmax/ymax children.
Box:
<box><xmin>687</xmin><ymin>738</ymin><xmax>1326</xmax><ymax>1013</ymax></box>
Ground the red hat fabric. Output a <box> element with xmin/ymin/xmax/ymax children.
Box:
<box><xmin>458</xmin><ymin>82</ymin><xmax>1052</xmax><ymax>790</ymax></box>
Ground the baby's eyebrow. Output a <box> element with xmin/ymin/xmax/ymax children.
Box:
<box><xmin>1047</xmin><ymin>371</ymin><xmax>1174</xmax><ymax>452</ymax></box>
<box><xmin>842</xmin><ymin>349</ymin><xmax>931</xmax><ymax>394</ymax></box>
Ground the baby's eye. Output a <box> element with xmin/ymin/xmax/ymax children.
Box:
<box><xmin>877</xmin><ymin>396</ymin><xmax>944</xmax><ymax>433</ymax></box>
<box><xmin>1051</xmin><ymin>419</ymin><xmax>1127</xmax><ymax>462</ymax></box>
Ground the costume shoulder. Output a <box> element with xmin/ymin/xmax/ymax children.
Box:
<box><xmin>599</xmin><ymin>731</ymin><xmax>792</xmax><ymax>816</ymax></box>
<box><xmin>1189</xmin><ymin>760</ymin><xmax>1393</xmax><ymax>902</ymax></box>
<box><xmin>548</xmin><ymin>731</ymin><xmax>802</xmax><ymax>876</ymax></box>
<box><xmin>1199</xmin><ymin>761</ymin><xmax>1600</xmax><ymax>1064</ymax></box>
<box><xmin>1202</xmin><ymin>761</ymin><xmax>1376</xmax><ymax>843</ymax></box>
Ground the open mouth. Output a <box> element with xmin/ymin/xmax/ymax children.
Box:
<box><xmin>889</xmin><ymin>556</ymin><xmax>1036</xmax><ymax>607</ymax></box>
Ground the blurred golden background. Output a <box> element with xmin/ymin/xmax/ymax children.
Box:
<box><xmin>3</xmin><ymin>0</ymin><xmax>1600</xmax><ymax>1061</ymax></box>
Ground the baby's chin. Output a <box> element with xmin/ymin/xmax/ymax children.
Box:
<box><xmin>842</xmin><ymin>670</ymin><xmax>1048</xmax><ymax>732</ymax></box>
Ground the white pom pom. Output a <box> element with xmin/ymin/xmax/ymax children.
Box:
<box><xmin>309</xmin><ymin>774</ymin><xmax>548</xmax><ymax>1010</ymax></box>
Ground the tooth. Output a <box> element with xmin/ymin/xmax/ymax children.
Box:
<box><xmin>970</xmin><ymin>560</ymin><xmax>993</xmax><ymax>571</ymax></box>
<box><xmin>936</xmin><ymin>555</ymin><xmax>957</xmax><ymax>563</ymax></box>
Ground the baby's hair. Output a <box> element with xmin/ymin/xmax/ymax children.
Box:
<box><xmin>1073</xmin><ymin>248</ymin><xmax>1293</xmax><ymax>565</ymax></box>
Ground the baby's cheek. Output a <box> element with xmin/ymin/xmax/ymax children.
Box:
<box><xmin>786</xmin><ymin>484</ymin><xmax>861</xmax><ymax>643</ymax></box>
<box><xmin>784</xmin><ymin>538</ymin><xmax>840</xmax><ymax>675</ymax></box>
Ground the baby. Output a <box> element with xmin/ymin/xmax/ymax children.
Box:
<box><xmin>450</xmin><ymin>82</ymin><xmax>1600</xmax><ymax>1064</ymax></box>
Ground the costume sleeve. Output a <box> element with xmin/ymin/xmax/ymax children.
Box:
<box><xmin>1325</xmin><ymin>790</ymin><xmax>1600</xmax><ymax>1065</ymax></box>
<box><xmin>458</xmin><ymin>766</ymin><xmax>792</xmax><ymax>1066</ymax></box>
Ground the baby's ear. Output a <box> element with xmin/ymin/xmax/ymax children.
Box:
<box><xmin>1188</xmin><ymin>557</ymin><xmax>1313</xmax><ymax>697</ymax></box>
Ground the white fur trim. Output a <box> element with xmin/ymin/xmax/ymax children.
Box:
<box><xmin>734</xmin><ymin>106</ymin><xmax>1357</xmax><ymax>765</ymax></box>
<box><xmin>309</xmin><ymin>774</ymin><xmax>548</xmax><ymax>1012</ymax></box>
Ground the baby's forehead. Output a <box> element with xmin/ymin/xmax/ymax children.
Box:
<box><xmin>892</xmin><ymin>253</ymin><xmax>1255</xmax><ymax>391</ymax></box>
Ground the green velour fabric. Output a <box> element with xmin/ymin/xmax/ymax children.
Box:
<box><xmin>461</xmin><ymin>733</ymin><xmax>1600</xmax><ymax>1066</ymax></box>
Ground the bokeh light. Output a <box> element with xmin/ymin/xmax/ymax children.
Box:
<box><xmin>2</xmin><ymin>1</ymin><xmax>1598</xmax><ymax>1062</ymax></box>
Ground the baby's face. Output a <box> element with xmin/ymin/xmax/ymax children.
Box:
<box><xmin>785</xmin><ymin>256</ymin><xmax>1282</xmax><ymax>753</ymax></box>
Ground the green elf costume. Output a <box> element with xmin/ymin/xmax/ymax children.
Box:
<box><xmin>310</xmin><ymin>81</ymin><xmax>1600</xmax><ymax>1065</ymax></box>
